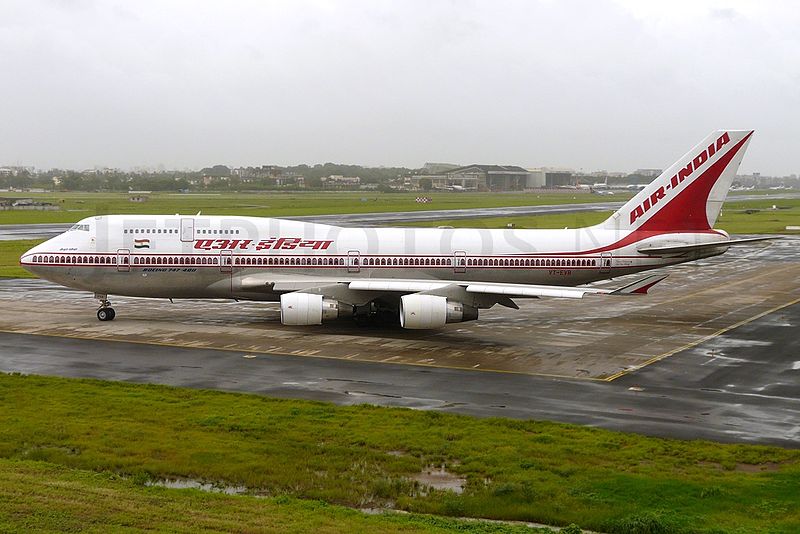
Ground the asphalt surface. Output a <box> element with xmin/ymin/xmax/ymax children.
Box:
<box><xmin>1</xmin><ymin>192</ymin><xmax>797</xmax><ymax>240</ymax></box>
<box><xmin>2</xmin><ymin>237</ymin><xmax>797</xmax><ymax>380</ymax></box>
<box><xmin>1</xmin><ymin>300</ymin><xmax>797</xmax><ymax>447</ymax></box>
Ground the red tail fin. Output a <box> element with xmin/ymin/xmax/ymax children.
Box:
<box><xmin>601</xmin><ymin>130</ymin><xmax>754</xmax><ymax>233</ymax></box>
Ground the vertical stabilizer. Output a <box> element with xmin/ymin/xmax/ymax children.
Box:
<box><xmin>600</xmin><ymin>130</ymin><xmax>754</xmax><ymax>233</ymax></box>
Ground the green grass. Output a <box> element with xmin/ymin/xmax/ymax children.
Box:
<box><xmin>405</xmin><ymin>212</ymin><xmax>611</xmax><ymax>230</ymax></box>
<box><xmin>0</xmin><ymin>239</ymin><xmax>43</xmax><ymax>278</ymax></box>
<box><xmin>1</xmin><ymin>373</ymin><xmax>798</xmax><ymax>533</ymax></box>
<box><xmin>716</xmin><ymin>198</ymin><xmax>800</xmax><ymax>234</ymax></box>
<box><xmin>0</xmin><ymin>459</ymin><xmax>551</xmax><ymax>534</ymax></box>
<box><xmin>0</xmin><ymin>191</ymin><xmax>623</xmax><ymax>225</ymax></box>
<box><xmin>406</xmin><ymin>198</ymin><xmax>800</xmax><ymax>234</ymax></box>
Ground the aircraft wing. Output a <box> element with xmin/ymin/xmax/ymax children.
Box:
<box><xmin>637</xmin><ymin>236</ymin><xmax>779</xmax><ymax>256</ymax></box>
<box><xmin>239</xmin><ymin>273</ymin><xmax>669</xmax><ymax>306</ymax></box>
<box><xmin>348</xmin><ymin>273</ymin><xmax>668</xmax><ymax>299</ymax></box>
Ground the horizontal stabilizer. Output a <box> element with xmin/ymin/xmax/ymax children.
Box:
<box><xmin>637</xmin><ymin>236</ymin><xmax>779</xmax><ymax>255</ymax></box>
<box><xmin>609</xmin><ymin>274</ymin><xmax>669</xmax><ymax>295</ymax></box>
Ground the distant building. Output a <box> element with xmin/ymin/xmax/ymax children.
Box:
<box><xmin>527</xmin><ymin>167</ymin><xmax>575</xmax><ymax>188</ymax></box>
<box><xmin>276</xmin><ymin>173</ymin><xmax>303</xmax><ymax>187</ymax></box>
<box><xmin>408</xmin><ymin>165</ymin><xmax>530</xmax><ymax>191</ymax></box>
<box><xmin>232</xmin><ymin>165</ymin><xmax>283</xmax><ymax>183</ymax></box>
<box><xmin>422</xmin><ymin>162</ymin><xmax>460</xmax><ymax>174</ymax></box>
<box><xmin>321</xmin><ymin>175</ymin><xmax>360</xmax><ymax>189</ymax></box>
<box><xmin>0</xmin><ymin>166</ymin><xmax>34</xmax><ymax>177</ymax></box>
<box><xmin>407</xmin><ymin>173</ymin><xmax>478</xmax><ymax>191</ymax></box>
<box><xmin>634</xmin><ymin>168</ymin><xmax>662</xmax><ymax>178</ymax></box>
<box><xmin>0</xmin><ymin>198</ymin><xmax>58</xmax><ymax>211</ymax></box>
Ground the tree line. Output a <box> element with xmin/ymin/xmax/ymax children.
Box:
<box><xmin>0</xmin><ymin>163</ymin><xmax>419</xmax><ymax>192</ymax></box>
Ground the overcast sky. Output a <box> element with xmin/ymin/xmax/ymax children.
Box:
<box><xmin>1</xmin><ymin>0</ymin><xmax>798</xmax><ymax>174</ymax></box>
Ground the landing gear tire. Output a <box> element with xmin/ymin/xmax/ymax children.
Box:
<box><xmin>97</xmin><ymin>307</ymin><xmax>116</xmax><ymax>321</ymax></box>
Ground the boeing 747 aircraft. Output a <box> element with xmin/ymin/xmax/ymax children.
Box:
<box><xmin>21</xmin><ymin>130</ymin><xmax>771</xmax><ymax>328</ymax></box>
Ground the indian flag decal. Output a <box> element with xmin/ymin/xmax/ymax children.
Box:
<box><xmin>134</xmin><ymin>238</ymin><xmax>150</xmax><ymax>249</ymax></box>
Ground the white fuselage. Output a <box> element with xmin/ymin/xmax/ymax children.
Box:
<box><xmin>21</xmin><ymin>214</ymin><xmax>727</xmax><ymax>301</ymax></box>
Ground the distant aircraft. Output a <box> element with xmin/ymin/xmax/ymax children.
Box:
<box><xmin>590</xmin><ymin>187</ymin><xmax>615</xmax><ymax>196</ymax></box>
<box><xmin>21</xmin><ymin>130</ymin><xmax>774</xmax><ymax>328</ymax></box>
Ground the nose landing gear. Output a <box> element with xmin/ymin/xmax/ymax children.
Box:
<box><xmin>95</xmin><ymin>293</ymin><xmax>116</xmax><ymax>321</ymax></box>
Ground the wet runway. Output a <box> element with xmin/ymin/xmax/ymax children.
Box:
<box><xmin>0</xmin><ymin>203</ymin><xmax>621</xmax><ymax>240</ymax></box>
<box><xmin>0</xmin><ymin>236</ymin><xmax>798</xmax><ymax>446</ymax></box>
<box><xmin>1</xmin><ymin>192</ymin><xmax>796</xmax><ymax>240</ymax></box>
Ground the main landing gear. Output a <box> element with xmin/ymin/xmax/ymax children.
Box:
<box><xmin>95</xmin><ymin>294</ymin><xmax>116</xmax><ymax>321</ymax></box>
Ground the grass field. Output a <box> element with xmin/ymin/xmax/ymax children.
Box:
<box><xmin>0</xmin><ymin>459</ymin><xmax>551</xmax><ymax>534</ymax></box>
<box><xmin>405</xmin><ymin>198</ymin><xmax>800</xmax><ymax>234</ymax></box>
<box><xmin>0</xmin><ymin>239</ymin><xmax>42</xmax><ymax>278</ymax></box>
<box><xmin>0</xmin><ymin>191</ymin><xmax>622</xmax><ymax>225</ymax></box>
<box><xmin>0</xmin><ymin>373</ymin><xmax>798</xmax><ymax>533</ymax></box>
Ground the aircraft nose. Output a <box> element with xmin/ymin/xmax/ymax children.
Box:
<box><xmin>19</xmin><ymin>239</ymin><xmax>52</xmax><ymax>275</ymax></box>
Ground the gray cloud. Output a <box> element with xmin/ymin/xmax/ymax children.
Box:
<box><xmin>1</xmin><ymin>0</ymin><xmax>798</xmax><ymax>175</ymax></box>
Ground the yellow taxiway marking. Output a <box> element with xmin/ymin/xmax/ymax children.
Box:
<box><xmin>0</xmin><ymin>295</ymin><xmax>797</xmax><ymax>382</ymax></box>
<box><xmin>603</xmin><ymin>295</ymin><xmax>800</xmax><ymax>382</ymax></box>
<box><xmin>0</xmin><ymin>325</ymin><xmax>606</xmax><ymax>380</ymax></box>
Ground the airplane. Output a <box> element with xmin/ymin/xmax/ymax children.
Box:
<box><xmin>590</xmin><ymin>187</ymin><xmax>615</xmax><ymax>196</ymax></box>
<box><xmin>20</xmin><ymin>130</ymin><xmax>774</xmax><ymax>329</ymax></box>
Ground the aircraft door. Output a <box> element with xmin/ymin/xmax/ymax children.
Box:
<box><xmin>600</xmin><ymin>252</ymin><xmax>612</xmax><ymax>274</ymax></box>
<box><xmin>347</xmin><ymin>250</ymin><xmax>360</xmax><ymax>273</ymax></box>
<box><xmin>116</xmin><ymin>249</ymin><xmax>130</xmax><ymax>272</ymax></box>
<box><xmin>454</xmin><ymin>250</ymin><xmax>466</xmax><ymax>274</ymax></box>
<box><xmin>220</xmin><ymin>250</ymin><xmax>232</xmax><ymax>273</ymax></box>
<box><xmin>180</xmin><ymin>218</ymin><xmax>194</xmax><ymax>242</ymax></box>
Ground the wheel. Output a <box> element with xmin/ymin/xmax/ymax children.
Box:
<box><xmin>97</xmin><ymin>308</ymin><xmax>115</xmax><ymax>321</ymax></box>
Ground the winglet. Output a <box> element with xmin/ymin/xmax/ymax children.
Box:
<box><xmin>610</xmin><ymin>274</ymin><xmax>669</xmax><ymax>295</ymax></box>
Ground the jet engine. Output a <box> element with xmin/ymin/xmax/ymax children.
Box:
<box><xmin>280</xmin><ymin>293</ymin><xmax>351</xmax><ymax>325</ymax></box>
<box><xmin>399</xmin><ymin>294</ymin><xmax>478</xmax><ymax>329</ymax></box>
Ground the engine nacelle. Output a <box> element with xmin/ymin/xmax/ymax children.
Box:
<box><xmin>399</xmin><ymin>294</ymin><xmax>478</xmax><ymax>329</ymax></box>
<box><xmin>280</xmin><ymin>293</ymin><xmax>349</xmax><ymax>325</ymax></box>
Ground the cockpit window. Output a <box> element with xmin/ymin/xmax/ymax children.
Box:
<box><xmin>69</xmin><ymin>224</ymin><xmax>90</xmax><ymax>231</ymax></box>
